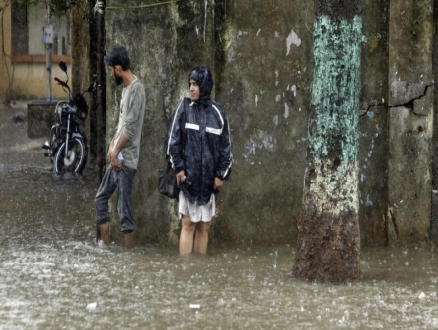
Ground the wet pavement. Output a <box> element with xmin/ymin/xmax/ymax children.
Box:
<box><xmin>1</xmin><ymin>105</ymin><xmax>438</xmax><ymax>329</ymax></box>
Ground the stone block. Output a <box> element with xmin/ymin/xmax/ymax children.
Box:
<box><xmin>27</xmin><ymin>102</ymin><xmax>57</xmax><ymax>138</ymax></box>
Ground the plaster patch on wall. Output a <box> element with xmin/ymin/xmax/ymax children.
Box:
<box><xmin>286</xmin><ymin>29</ymin><xmax>302</xmax><ymax>56</ymax></box>
<box><xmin>284</xmin><ymin>102</ymin><xmax>290</xmax><ymax>119</ymax></box>
<box><xmin>243</xmin><ymin>130</ymin><xmax>277</xmax><ymax>163</ymax></box>
<box><xmin>359</xmin><ymin>137</ymin><xmax>375</xmax><ymax>185</ymax></box>
<box><xmin>227</xmin><ymin>46</ymin><xmax>236</xmax><ymax>63</ymax></box>
<box><xmin>365</xmin><ymin>195</ymin><xmax>373</xmax><ymax>207</ymax></box>
<box><xmin>291</xmin><ymin>85</ymin><xmax>297</xmax><ymax>97</ymax></box>
<box><xmin>238</xmin><ymin>30</ymin><xmax>250</xmax><ymax>38</ymax></box>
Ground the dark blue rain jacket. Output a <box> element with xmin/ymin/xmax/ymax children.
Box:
<box><xmin>165</xmin><ymin>99</ymin><xmax>232</xmax><ymax>205</ymax></box>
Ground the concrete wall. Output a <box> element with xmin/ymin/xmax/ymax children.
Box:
<box><xmin>386</xmin><ymin>0</ymin><xmax>433</xmax><ymax>244</ymax></box>
<box><xmin>358</xmin><ymin>0</ymin><xmax>390</xmax><ymax>246</ymax></box>
<box><xmin>27</xmin><ymin>102</ymin><xmax>57</xmax><ymax>138</ymax></box>
<box><xmin>105</xmin><ymin>0</ymin><xmax>435</xmax><ymax>247</ymax></box>
<box><xmin>211</xmin><ymin>1</ymin><xmax>313</xmax><ymax>243</ymax></box>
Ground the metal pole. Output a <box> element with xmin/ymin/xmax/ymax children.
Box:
<box><xmin>96</xmin><ymin>0</ymin><xmax>106</xmax><ymax>179</ymax></box>
<box><xmin>45</xmin><ymin>1</ymin><xmax>52</xmax><ymax>102</ymax></box>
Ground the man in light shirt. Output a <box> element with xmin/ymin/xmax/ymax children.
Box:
<box><xmin>95</xmin><ymin>46</ymin><xmax>146</xmax><ymax>249</ymax></box>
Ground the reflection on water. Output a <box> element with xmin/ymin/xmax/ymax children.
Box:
<box><xmin>1</xmin><ymin>112</ymin><xmax>438</xmax><ymax>329</ymax></box>
<box><xmin>1</xmin><ymin>168</ymin><xmax>437</xmax><ymax>329</ymax></box>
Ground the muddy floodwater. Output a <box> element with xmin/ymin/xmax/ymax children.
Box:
<box><xmin>1</xmin><ymin>106</ymin><xmax>438</xmax><ymax>329</ymax></box>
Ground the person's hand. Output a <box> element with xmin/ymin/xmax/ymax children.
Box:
<box><xmin>214</xmin><ymin>177</ymin><xmax>223</xmax><ymax>190</ymax></box>
<box><xmin>110</xmin><ymin>152</ymin><xmax>122</xmax><ymax>171</ymax></box>
<box><xmin>176</xmin><ymin>170</ymin><xmax>186</xmax><ymax>185</ymax></box>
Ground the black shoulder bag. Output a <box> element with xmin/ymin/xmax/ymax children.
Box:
<box><xmin>158</xmin><ymin>98</ymin><xmax>190</xmax><ymax>198</ymax></box>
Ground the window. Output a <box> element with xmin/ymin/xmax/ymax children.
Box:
<box><xmin>11</xmin><ymin>1</ymin><xmax>71</xmax><ymax>63</ymax></box>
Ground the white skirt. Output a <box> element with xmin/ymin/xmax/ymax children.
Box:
<box><xmin>178</xmin><ymin>191</ymin><xmax>215</xmax><ymax>222</ymax></box>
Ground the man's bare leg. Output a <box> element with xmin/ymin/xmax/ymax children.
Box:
<box><xmin>193</xmin><ymin>221</ymin><xmax>211</xmax><ymax>254</ymax></box>
<box><xmin>125</xmin><ymin>231</ymin><xmax>135</xmax><ymax>250</ymax></box>
<box><xmin>99</xmin><ymin>222</ymin><xmax>110</xmax><ymax>246</ymax></box>
<box><xmin>179</xmin><ymin>215</ymin><xmax>195</xmax><ymax>255</ymax></box>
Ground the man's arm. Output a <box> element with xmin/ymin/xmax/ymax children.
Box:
<box><xmin>111</xmin><ymin>84</ymin><xmax>143</xmax><ymax>170</ymax></box>
<box><xmin>107</xmin><ymin>134</ymin><xmax>116</xmax><ymax>160</ymax></box>
<box><xmin>123</xmin><ymin>85</ymin><xmax>144</xmax><ymax>141</ymax></box>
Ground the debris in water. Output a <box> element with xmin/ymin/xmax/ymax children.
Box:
<box><xmin>9</xmin><ymin>112</ymin><xmax>26</xmax><ymax>123</ymax></box>
<box><xmin>418</xmin><ymin>292</ymin><xmax>426</xmax><ymax>300</ymax></box>
<box><xmin>190</xmin><ymin>303</ymin><xmax>200</xmax><ymax>309</ymax></box>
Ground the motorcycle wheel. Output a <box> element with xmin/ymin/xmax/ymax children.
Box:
<box><xmin>53</xmin><ymin>137</ymin><xmax>88</xmax><ymax>174</ymax></box>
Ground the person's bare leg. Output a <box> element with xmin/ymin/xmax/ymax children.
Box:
<box><xmin>179</xmin><ymin>215</ymin><xmax>195</xmax><ymax>255</ymax></box>
<box><xmin>99</xmin><ymin>222</ymin><xmax>110</xmax><ymax>246</ymax></box>
<box><xmin>125</xmin><ymin>231</ymin><xmax>135</xmax><ymax>250</ymax></box>
<box><xmin>193</xmin><ymin>221</ymin><xmax>211</xmax><ymax>254</ymax></box>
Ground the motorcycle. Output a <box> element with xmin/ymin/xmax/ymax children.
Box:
<box><xmin>42</xmin><ymin>61</ymin><xmax>94</xmax><ymax>174</ymax></box>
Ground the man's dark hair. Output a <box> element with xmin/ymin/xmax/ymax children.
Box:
<box><xmin>105</xmin><ymin>46</ymin><xmax>130</xmax><ymax>71</ymax></box>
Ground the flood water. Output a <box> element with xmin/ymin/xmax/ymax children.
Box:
<box><xmin>1</xmin><ymin>107</ymin><xmax>438</xmax><ymax>329</ymax></box>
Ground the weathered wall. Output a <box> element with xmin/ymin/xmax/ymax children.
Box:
<box><xmin>105</xmin><ymin>0</ymin><xmax>435</xmax><ymax>247</ymax></box>
<box><xmin>358</xmin><ymin>0</ymin><xmax>434</xmax><ymax>246</ymax></box>
<box><xmin>358</xmin><ymin>0</ymin><xmax>390</xmax><ymax>246</ymax></box>
<box><xmin>387</xmin><ymin>0</ymin><xmax>433</xmax><ymax>244</ymax></box>
<box><xmin>212</xmin><ymin>1</ymin><xmax>313</xmax><ymax>243</ymax></box>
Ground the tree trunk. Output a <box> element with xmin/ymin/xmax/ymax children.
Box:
<box><xmin>89</xmin><ymin>0</ymin><xmax>106</xmax><ymax>179</ymax></box>
<box><xmin>292</xmin><ymin>0</ymin><xmax>363</xmax><ymax>283</ymax></box>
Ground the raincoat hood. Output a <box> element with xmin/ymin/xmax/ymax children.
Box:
<box><xmin>189</xmin><ymin>67</ymin><xmax>213</xmax><ymax>107</ymax></box>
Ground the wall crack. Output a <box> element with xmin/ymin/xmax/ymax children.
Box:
<box><xmin>360</xmin><ymin>84</ymin><xmax>432</xmax><ymax>118</ymax></box>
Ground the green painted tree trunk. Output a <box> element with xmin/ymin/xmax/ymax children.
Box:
<box><xmin>292</xmin><ymin>1</ymin><xmax>363</xmax><ymax>283</ymax></box>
